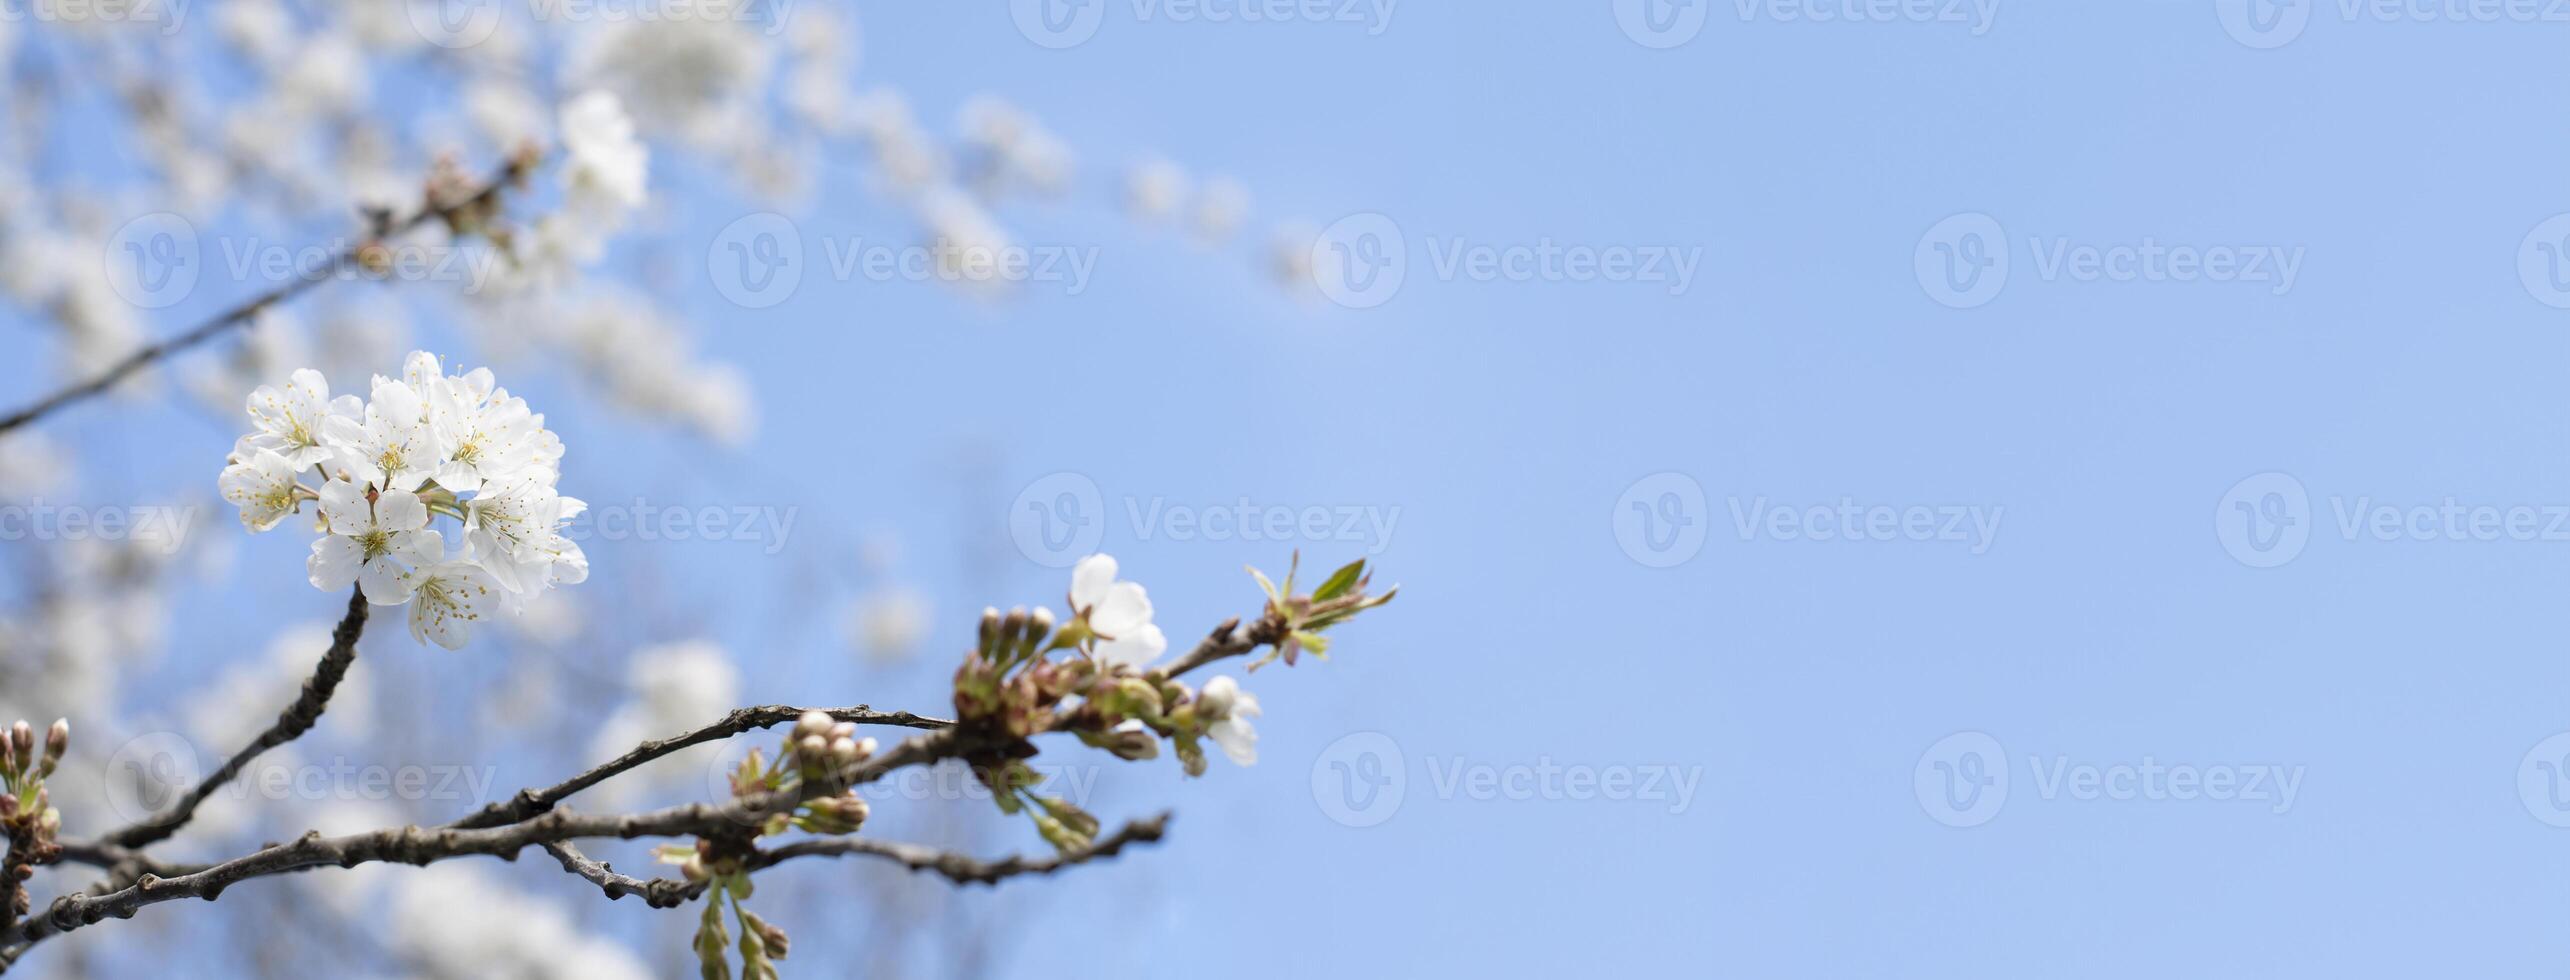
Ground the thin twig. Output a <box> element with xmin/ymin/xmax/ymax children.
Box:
<box><xmin>542</xmin><ymin>841</ymin><xmax>700</xmax><ymax>909</ymax></box>
<box><xmin>447</xmin><ymin>705</ymin><xmax>952</xmax><ymax>831</ymax></box>
<box><xmin>0</xmin><ymin>155</ymin><xmax>529</xmax><ymax>435</ymax></box>
<box><xmin>102</xmin><ymin>589</ymin><xmax>370</xmax><ymax>849</ymax></box>
<box><xmin>757</xmin><ymin>812</ymin><xmax>1172</xmax><ymax>886</ymax></box>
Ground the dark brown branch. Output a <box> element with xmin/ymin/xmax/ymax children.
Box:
<box><xmin>447</xmin><ymin>705</ymin><xmax>952</xmax><ymax>831</ymax></box>
<box><xmin>0</xmin><ymin>154</ymin><xmax>531</xmax><ymax>435</ymax></box>
<box><xmin>542</xmin><ymin>841</ymin><xmax>700</xmax><ymax>909</ymax></box>
<box><xmin>102</xmin><ymin>589</ymin><xmax>369</xmax><ymax>849</ymax></box>
<box><xmin>757</xmin><ymin>812</ymin><xmax>1172</xmax><ymax>886</ymax></box>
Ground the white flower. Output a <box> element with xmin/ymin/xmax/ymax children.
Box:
<box><xmin>218</xmin><ymin>446</ymin><xmax>305</xmax><ymax>532</ymax></box>
<box><xmin>1197</xmin><ymin>675</ymin><xmax>1261</xmax><ymax>766</ymax></box>
<box><xmin>463</xmin><ymin>477</ymin><xmax>589</xmax><ymax>596</ymax></box>
<box><xmin>243</xmin><ymin>368</ymin><xmax>349</xmax><ymax>469</ymax></box>
<box><xmin>561</xmin><ymin>90</ymin><xmax>648</xmax><ymax>212</ymax></box>
<box><xmin>325</xmin><ymin>378</ymin><xmax>441</xmax><ymax>492</ymax></box>
<box><xmin>397</xmin><ymin>561</ymin><xmax>502</xmax><ymax>650</ymax></box>
<box><xmin>309</xmin><ymin>480</ymin><xmax>443</xmax><ymax>604</ymax></box>
<box><xmin>1069</xmin><ymin>553</ymin><xmax>1165</xmax><ymax>668</ymax></box>
<box><xmin>424</xmin><ymin>370</ymin><xmax>547</xmax><ymax>496</ymax></box>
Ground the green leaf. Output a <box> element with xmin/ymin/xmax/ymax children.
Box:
<box><xmin>1311</xmin><ymin>559</ymin><xmax>1366</xmax><ymax>602</ymax></box>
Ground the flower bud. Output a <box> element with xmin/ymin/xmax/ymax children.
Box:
<box><xmin>828</xmin><ymin>737</ymin><xmax>857</xmax><ymax>768</ymax></box>
<box><xmin>12</xmin><ymin>722</ymin><xmax>31</xmax><ymax>762</ymax></box>
<box><xmin>39</xmin><ymin>719</ymin><xmax>66</xmax><ymax>778</ymax></box>
<box><xmin>827</xmin><ymin>722</ymin><xmax>855</xmax><ymax>743</ymax></box>
<box><xmin>1028</xmin><ymin>606</ymin><xmax>1055</xmax><ymax>640</ymax></box>
<box><xmin>793</xmin><ymin>710</ymin><xmax>832</xmax><ymax>740</ymax></box>
<box><xmin>798</xmin><ymin>735</ymin><xmax>827</xmax><ymax>763</ymax></box>
<box><xmin>978</xmin><ymin>606</ymin><xmax>1002</xmax><ymax>654</ymax></box>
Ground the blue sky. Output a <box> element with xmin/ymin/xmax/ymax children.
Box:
<box><xmin>17</xmin><ymin>1</ymin><xmax>2570</xmax><ymax>976</ymax></box>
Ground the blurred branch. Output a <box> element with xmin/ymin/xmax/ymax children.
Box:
<box><xmin>102</xmin><ymin>588</ymin><xmax>371</xmax><ymax>850</ymax></box>
<box><xmin>0</xmin><ymin>153</ymin><xmax>532</xmax><ymax>436</ymax></box>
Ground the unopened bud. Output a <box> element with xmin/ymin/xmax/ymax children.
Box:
<box><xmin>1029</xmin><ymin>606</ymin><xmax>1055</xmax><ymax>640</ymax></box>
<box><xmin>12</xmin><ymin>722</ymin><xmax>31</xmax><ymax>762</ymax></box>
<box><xmin>797</xmin><ymin>735</ymin><xmax>828</xmax><ymax>765</ymax></box>
<box><xmin>39</xmin><ymin>719</ymin><xmax>66</xmax><ymax>778</ymax></box>
<box><xmin>978</xmin><ymin>606</ymin><xmax>1002</xmax><ymax>654</ymax></box>
<box><xmin>827</xmin><ymin>721</ymin><xmax>855</xmax><ymax>743</ymax></box>
<box><xmin>793</xmin><ymin>710</ymin><xmax>832</xmax><ymax>740</ymax></box>
<box><xmin>828</xmin><ymin>737</ymin><xmax>857</xmax><ymax>768</ymax></box>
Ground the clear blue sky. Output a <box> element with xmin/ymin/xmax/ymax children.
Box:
<box><xmin>17</xmin><ymin>3</ymin><xmax>2570</xmax><ymax>976</ymax></box>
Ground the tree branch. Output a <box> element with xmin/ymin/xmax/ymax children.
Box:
<box><xmin>756</xmin><ymin>812</ymin><xmax>1172</xmax><ymax>886</ymax></box>
<box><xmin>541</xmin><ymin>841</ymin><xmax>700</xmax><ymax>909</ymax></box>
<box><xmin>0</xmin><ymin>154</ymin><xmax>532</xmax><ymax>435</ymax></box>
<box><xmin>447</xmin><ymin>705</ymin><xmax>952</xmax><ymax>831</ymax></box>
<box><xmin>102</xmin><ymin>588</ymin><xmax>370</xmax><ymax>849</ymax></box>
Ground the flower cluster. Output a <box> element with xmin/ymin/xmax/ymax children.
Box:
<box><xmin>952</xmin><ymin>553</ymin><xmax>1394</xmax><ymax>847</ymax></box>
<box><xmin>0</xmin><ymin>719</ymin><xmax>66</xmax><ymax>931</ymax></box>
<box><xmin>656</xmin><ymin>710</ymin><xmax>875</xmax><ymax>980</ymax></box>
<box><xmin>219</xmin><ymin>352</ymin><xmax>586</xmax><ymax>649</ymax></box>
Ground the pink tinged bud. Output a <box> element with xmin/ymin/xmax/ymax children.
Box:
<box><xmin>827</xmin><ymin>721</ymin><xmax>855</xmax><ymax>742</ymax></box>
<box><xmin>43</xmin><ymin>720</ymin><xmax>65</xmax><ymax>761</ymax></box>
<box><xmin>11</xmin><ymin>722</ymin><xmax>31</xmax><ymax>762</ymax></box>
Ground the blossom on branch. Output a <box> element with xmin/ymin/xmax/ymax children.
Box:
<box><xmin>220</xmin><ymin>351</ymin><xmax>585</xmax><ymax>649</ymax></box>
